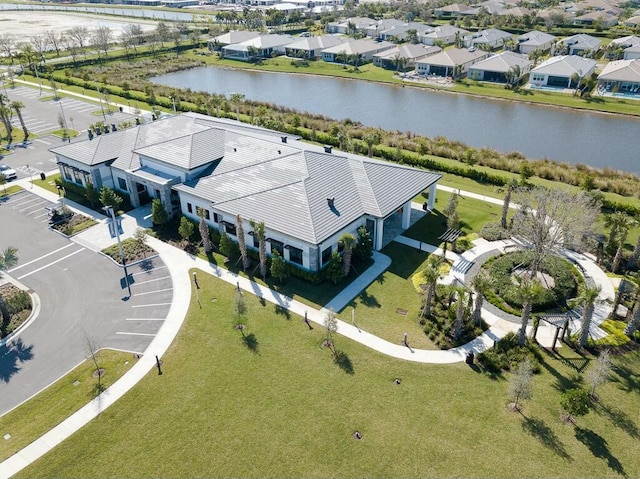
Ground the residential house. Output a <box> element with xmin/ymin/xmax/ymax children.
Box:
<box><xmin>476</xmin><ymin>0</ymin><xmax>507</xmax><ymax>15</ymax></box>
<box><xmin>498</xmin><ymin>6</ymin><xmax>533</xmax><ymax>18</ymax></box>
<box><xmin>624</xmin><ymin>15</ymin><xmax>640</xmax><ymax>28</ymax></box>
<box><xmin>465</xmin><ymin>28</ymin><xmax>514</xmax><ymax>50</ymax></box>
<box><xmin>433</xmin><ymin>3</ymin><xmax>479</xmax><ymax>18</ymax></box>
<box><xmin>597</xmin><ymin>59</ymin><xmax>640</xmax><ymax>93</ymax></box>
<box><xmin>623</xmin><ymin>46</ymin><xmax>640</xmax><ymax>61</ymax></box>
<box><xmin>363</xmin><ymin>19</ymin><xmax>406</xmax><ymax>39</ymax></box>
<box><xmin>517</xmin><ymin>30</ymin><xmax>557</xmax><ymax>54</ymax></box>
<box><xmin>378</xmin><ymin>22</ymin><xmax>433</xmax><ymax>43</ymax></box>
<box><xmin>324</xmin><ymin>17</ymin><xmax>377</xmax><ymax>34</ymax></box>
<box><xmin>208</xmin><ymin>31</ymin><xmax>261</xmax><ymax>51</ymax></box>
<box><xmin>421</xmin><ymin>25</ymin><xmax>469</xmax><ymax>46</ymax></box>
<box><xmin>611</xmin><ymin>36</ymin><xmax>640</xmax><ymax>60</ymax></box>
<box><xmin>221</xmin><ymin>34</ymin><xmax>294</xmax><ymax>61</ymax></box>
<box><xmin>415</xmin><ymin>48</ymin><xmax>490</xmax><ymax>77</ymax></box>
<box><xmin>467</xmin><ymin>51</ymin><xmax>532</xmax><ymax>82</ymax></box>
<box><xmin>556</xmin><ymin>34</ymin><xmax>602</xmax><ymax>57</ymax></box>
<box><xmin>529</xmin><ymin>55</ymin><xmax>597</xmax><ymax>88</ymax></box>
<box><xmin>285</xmin><ymin>35</ymin><xmax>344</xmax><ymax>59</ymax></box>
<box><xmin>321</xmin><ymin>39</ymin><xmax>395</xmax><ymax>64</ymax></box>
<box><xmin>51</xmin><ymin>114</ymin><xmax>441</xmax><ymax>272</ymax></box>
<box><xmin>373</xmin><ymin>44</ymin><xmax>441</xmax><ymax>71</ymax></box>
<box><xmin>572</xmin><ymin>11</ymin><xmax>618</xmax><ymax>27</ymax></box>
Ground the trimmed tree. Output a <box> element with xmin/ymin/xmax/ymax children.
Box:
<box><xmin>585</xmin><ymin>350</ymin><xmax>612</xmax><ymax>399</ymax></box>
<box><xmin>150</xmin><ymin>198</ymin><xmax>168</xmax><ymax>228</ymax></box>
<box><xmin>99</xmin><ymin>187</ymin><xmax>123</xmax><ymax>213</ymax></box>
<box><xmin>421</xmin><ymin>255</ymin><xmax>443</xmax><ymax>319</ymax></box>
<box><xmin>236</xmin><ymin>214</ymin><xmax>250</xmax><ymax>271</ymax></box>
<box><xmin>501</xmin><ymin>179</ymin><xmax>518</xmax><ymax>229</ymax></box>
<box><xmin>219</xmin><ymin>231</ymin><xmax>239</xmax><ymax>260</ymax></box>
<box><xmin>508</xmin><ymin>357</ymin><xmax>534</xmax><ymax>411</ymax></box>
<box><xmin>572</xmin><ymin>285</ymin><xmax>601</xmax><ymax>347</ymax></box>
<box><xmin>0</xmin><ymin>247</ymin><xmax>19</xmax><ymax>323</ymax></box>
<box><xmin>270</xmin><ymin>249</ymin><xmax>288</xmax><ymax>283</ymax></box>
<box><xmin>452</xmin><ymin>286</ymin><xmax>468</xmax><ymax>341</ymax></box>
<box><xmin>560</xmin><ymin>387</ymin><xmax>591</xmax><ymax>424</ymax></box>
<box><xmin>323</xmin><ymin>308</ymin><xmax>338</xmax><ymax>353</ymax></box>
<box><xmin>353</xmin><ymin>226</ymin><xmax>373</xmax><ymax>264</ymax></box>
<box><xmin>133</xmin><ymin>227</ymin><xmax>148</xmax><ymax>258</ymax></box>
<box><xmin>325</xmin><ymin>251</ymin><xmax>343</xmax><ymax>285</ymax></box>
<box><xmin>178</xmin><ymin>216</ymin><xmax>194</xmax><ymax>245</ymax></box>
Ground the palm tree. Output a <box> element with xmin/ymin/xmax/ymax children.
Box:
<box><xmin>605</xmin><ymin>212</ymin><xmax>631</xmax><ymax>249</ymax></box>
<box><xmin>0</xmin><ymin>247</ymin><xmax>18</xmax><ymax>323</ymax></box>
<box><xmin>471</xmin><ymin>271</ymin><xmax>493</xmax><ymax>326</ymax></box>
<box><xmin>624</xmin><ymin>288</ymin><xmax>640</xmax><ymax>337</ymax></box>
<box><xmin>208</xmin><ymin>95</ymin><xmax>223</xmax><ymax>118</ymax></box>
<box><xmin>236</xmin><ymin>214</ymin><xmax>250</xmax><ymax>271</ymax></box>
<box><xmin>421</xmin><ymin>256</ymin><xmax>442</xmax><ymax>319</ymax></box>
<box><xmin>362</xmin><ymin>128</ymin><xmax>381</xmax><ymax>158</ymax></box>
<box><xmin>572</xmin><ymin>285</ymin><xmax>601</xmax><ymax>347</ymax></box>
<box><xmin>10</xmin><ymin>101</ymin><xmax>28</xmax><ymax>140</ymax></box>
<box><xmin>250</xmin><ymin>220</ymin><xmax>267</xmax><ymax>280</ymax></box>
<box><xmin>611</xmin><ymin>216</ymin><xmax>636</xmax><ymax>273</ymax></box>
<box><xmin>230</xmin><ymin>92</ymin><xmax>245</xmax><ymax>121</ymax></box>
<box><xmin>339</xmin><ymin>232</ymin><xmax>356</xmax><ymax>277</ymax></box>
<box><xmin>0</xmin><ymin>96</ymin><xmax>13</xmax><ymax>144</ymax></box>
<box><xmin>501</xmin><ymin>179</ymin><xmax>518</xmax><ymax>229</ymax></box>
<box><xmin>514</xmin><ymin>277</ymin><xmax>543</xmax><ymax>346</ymax></box>
<box><xmin>452</xmin><ymin>285</ymin><xmax>468</xmax><ymax>341</ymax></box>
<box><xmin>629</xmin><ymin>232</ymin><xmax>640</xmax><ymax>269</ymax></box>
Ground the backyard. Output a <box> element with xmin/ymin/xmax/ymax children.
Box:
<box><xmin>15</xmin><ymin>272</ymin><xmax>640</xmax><ymax>478</ymax></box>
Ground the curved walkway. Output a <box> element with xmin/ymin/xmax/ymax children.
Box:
<box><xmin>0</xmin><ymin>179</ymin><xmax>618</xmax><ymax>478</ymax></box>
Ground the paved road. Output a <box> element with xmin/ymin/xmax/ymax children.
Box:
<box><xmin>0</xmin><ymin>190</ymin><xmax>172</xmax><ymax>415</ymax></box>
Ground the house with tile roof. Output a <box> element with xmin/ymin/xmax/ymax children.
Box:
<box><xmin>465</xmin><ymin>28</ymin><xmax>514</xmax><ymax>50</ymax></box>
<box><xmin>415</xmin><ymin>48</ymin><xmax>490</xmax><ymax>77</ymax></box>
<box><xmin>50</xmin><ymin>114</ymin><xmax>441</xmax><ymax>272</ymax></box>
<box><xmin>517</xmin><ymin>30</ymin><xmax>557</xmax><ymax>55</ymax></box>
<box><xmin>284</xmin><ymin>35</ymin><xmax>344</xmax><ymax>59</ymax></box>
<box><xmin>321</xmin><ymin>39</ymin><xmax>395</xmax><ymax>63</ymax></box>
<box><xmin>529</xmin><ymin>55</ymin><xmax>597</xmax><ymax>88</ymax></box>
<box><xmin>421</xmin><ymin>25</ymin><xmax>469</xmax><ymax>46</ymax></box>
<box><xmin>597</xmin><ymin>59</ymin><xmax>640</xmax><ymax>93</ymax></box>
<box><xmin>467</xmin><ymin>51</ymin><xmax>532</xmax><ymax>83</ymax></box>
<box><xmin>373</xmin><ymin>44</ymin><xmax>441</xmax><ymax>70</ymax></box>
<box><xmin>221</xmin><ymin>34</ymin><xmax>295</xmax><ymax>61</ymax></box>
<box><xmin>207</xmin><ymin>31</ymin><xmax>261</xmax><ymax>51</ymax></box>
<box><xmin>556</xmin><ymin>33</ymin><xmax>602</xmax><ymax>57</ymax></box>
<box><xmin>572</xmin><ymin>10</ymin><xmax>618</xmax><ymax>26</ymax></box>
<box><xmin>611</xmin><ymin>36</ymin><xmax>640</xmax><ymax>60</ymax></box>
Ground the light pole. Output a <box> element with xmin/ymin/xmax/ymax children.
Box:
<box><xmin>98</xmin><ymin>88</ymin><xmax>106</xmax><ymax>122</ymax></box>
<box><xmin>104</xmin><ymin>205</ymin><xmax>131</xmax><ymax>298</ymax></box>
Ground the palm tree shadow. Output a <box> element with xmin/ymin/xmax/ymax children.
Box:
<box><xmin>274</xmin><ymin>305</ymin><xmax>291</xmax><ymax>320</ymax></box>
<box><xmin>595</xmin><ymin>401</ymin><xmax>639</xmax><ymax>439</ymax></box>
<box><xmin>521</xmin><ymin>415</ymin><xmax>572</xmax><ymax>461</ymax></box>
<box><xmin>333</xmin><ymin>350</ymin><xmax>354</xmax><ymax>374</ymax></box>
<box><xmin>575</xmin><ymin>427</ymin><xmax>627</xmax><ymax>477</ymax></box>
<box><xmin>242</xmin><ymin>333</ymin><xmax>259</xmax><ymax>354</ymax></box>
<box><xmin>0</xmin><ymin>338</ymin><xmax>34</xmax><ymax>383</ymax></box>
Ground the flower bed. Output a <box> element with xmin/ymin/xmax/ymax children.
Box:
<box><xmin>102</xmin><ymin>237</ymin><xmax>156</xmax><ymax>265</ymax></box>
<box><xmin>50</xmin><ymin>209</ymin><xmax>97</xmax><ymax>236</ymax></box>
<box><xmin>0</xmin><ymin>283</ymin><xmax>32</xmax><ymax>339</ymax></box>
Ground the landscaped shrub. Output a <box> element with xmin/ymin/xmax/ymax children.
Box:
<box><xmin>480</xmin><ymin>222</ymin><xmax>510</xmax><ymax>241</ymax></box>
<box><xmin>5</xmin><ymin>290</ymin><xmax>31</xmax><ymax>316</ymax></box>
<box><xmin>476</xmin><ymin>332</ymin><xmax>542</xmax><ymax>373</ymax></box>
<box><xmin>484</xmin><ymin>251</ymin><xmax>579</xmax><ymax>311</ymax></box>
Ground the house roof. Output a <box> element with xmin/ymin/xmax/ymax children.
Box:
<box><xmin>598</xmin><ymin>59</ymin><xmax>640</xmax><ymax>82</ymax></box>
<box><xmin>285</xmin><ymin>35</ymin><xmax>343</xmax><ymax>51</ymax></box>
<box><xmin>468</xmin><ymin>51</ymin><xmax>532</xmax><ymax>73</ymax></box>
<box><xmin>499</xmin><ymin>6</ymin><xmax>532</xmax><ymax>17</ymax></box>
<box><xmin>321</xmin><ymin>39</ymin><xmax>395</xmax><ymax>55</ymax></box>
<box><xmin>573</xmin><ymin>11</ymin><xmax>618</xmax><ymax>22</ymax></box>
<box><xmin>518</xmin><ymin>30</ymin><xmax>557</xmax><ymax>47</ymax></box>
<box><xmin>560</xmin><ymin>33</ymin><xmax>602</xmax><ymax>50</ymax></box>
<box><xmin>416</xmin><ymin>48</ymin><xmax>489</xmax><ymax>67</ymax></box>
<box><xmin>211</xmin><ymin>30</ymin><xmax>261</xmax><ymax>46</ymax></box>
<box><xmin>611</xmin><ymin>35</ymin><xmax>640</xmax><ymax>48</ymax></box>
<box><xmin>467</xmin><ymin>28</ymin><xmax>513</xmax><ymax>45</ymax></box>
<box><xmin>531</xmin><ymin>55</ymin><xmax>597</xmax><ymax>76</ymax></box>
<box><xmin>231</xmin><ymin>34</ymin><xmax>295</xmax><ymax>50</ymax></box>
<box><xmin>625</xmin><ymin>15</ymin><xmax>640</xmax><ymax>26</ymax></box>
<box><xmin>173</xmin><ymin>119</ymin><xmax>441</xmax><ymax>245</ymax></box>
<box><xmin>422</xmin><ymin>25</ymin><xmax>469</xmax><ymax>40</ymax></box>
<box><xmin>374</xmin><ymin>44</ymin><xmax>441</xmax><ymax>61</ymax></box>
<box><xmin>435</xmin><ymin>3</ymin><xmax>477</xmax><ymax>13</ymax></box>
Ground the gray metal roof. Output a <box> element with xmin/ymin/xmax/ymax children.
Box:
<box><xmin>532</xmin><ymin>55</ymin><xmax>597</xmax><ymax>76</ymax></box>
<box><xmin>598</xmin><ymin>59</ymin><xmax>640</xmax><ymax>82</ymax></box>
<box><xmin>468</xmin><ymin>51</ymin><xmax>532</xmax><ymax>73</ymax></box>
<box><xmin>417</xmin><ymin>48</ymin><xmax>489</xmax><ymax>67</ymax></box>
<box><xmin>518</xmin><ymin>30</ymin><xmax>557</xmax><ymax>47</ymax></box>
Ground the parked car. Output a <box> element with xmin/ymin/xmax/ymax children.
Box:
<box><xmin>0</xmin><ymin>163</ymin><xmax>17</xmax><ymax>181</ymax></box>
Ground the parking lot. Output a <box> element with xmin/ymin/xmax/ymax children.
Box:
<box><xmin>0</xmin><ymin>189</ymin><xmax>172</xmax><ymax>415</ymax></box>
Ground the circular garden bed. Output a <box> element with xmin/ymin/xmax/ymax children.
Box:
<box><xmin>0</xmin><ymin>283</ymin><xmax>32</xmax><ymax>339</ymax></box>
<box><xmin>481</xmin><ymin>251</ymin><xmax>581</xmax><ymax>314</ymax></box>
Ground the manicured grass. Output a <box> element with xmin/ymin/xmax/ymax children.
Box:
<box><xmin>51</xmin><ymin>129</ymin><xmax>80</xmax><ymax>139</ymax></box>
<box><xmin>0</xmin><ymin>350</ymin><xmax>136</xmax><ymax>462</ymax></box>
<box><xmin>16</xmin><ymin>272</ymin><xmax>640</xmax><ymax>478</ymax></box>
<box><xmin>345</xmin><ymin>242</ymin><xmax>438</xmax><ymax>350</ymax></box>
<box><xmin>0</xmin><ymin>184</ymin><xmax>22</xmax><ymax>198</ymax></box>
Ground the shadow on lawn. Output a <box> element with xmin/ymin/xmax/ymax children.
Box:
<box><xmin>355</xmin><ymin>290</ymin><xmax>381</xmax><ymax>308</ymax></box>
<box><xmin>0</xmin><ymin>338</ymin><xmax>34</xmax><ymax>383</ymax></box>
<box><xmin>575</xmin><ymin>427</ymin><xmax>627</xmax><ymax>477</ymax></box>
<box><xmin>274</xmin><ymin>304</ymin><xmax>291</xmax><ymax>320</ymax></box>
<box><xmin>241</xmin><ymin>332</ymin><xmax>259</xmax><ymax>354</ymax></box>
<box><xmin>521</xmin><ymin>415</ymin><xmax>572</xmax><ymax>461</ymax></box>
<box><xmin>333</xmin><ymin>350</ymin><xmax>354</xmax><ymax>375</ymax></box>
<box><xmin>611</xmin><ymin>364</ymin><xmax>640</xmax><ymax>394</ymax></box>
<box><xmin>595</xmin><ymin>401</ymin><xmax>639</xmax><ymax>439</ymax></box>
<box><xmin>539</xmin><ymin>348</ymin><xmax>582</xmax><ymax>392</ymax></box>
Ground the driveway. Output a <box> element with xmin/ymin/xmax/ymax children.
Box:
<box><xmin>0</xmin><ymin>190</ymin><xmax>172</xmax><ymax>415</ymax></box>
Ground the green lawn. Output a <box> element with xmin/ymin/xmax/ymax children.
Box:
<box><xmin>0</xmin><ymin>350</ymin><xmax>135</xmax><ymax>462</ymax></box>
<box><xmin>0</xmin><ymin>184</ymin><xmax>22</xmax><ymax>198</ymax></box>
<box><xmin>17</xmin><ymin>272</ymin><xmax>640</xmax><ymax>478</ymax></box>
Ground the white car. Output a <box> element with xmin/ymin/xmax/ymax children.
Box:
<box><xmin>0</xmin><ymin>163</ymin><xmax>17</xmax><ymax>181</ymax></box>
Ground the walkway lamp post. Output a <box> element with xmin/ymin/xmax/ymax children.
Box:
<box><xmin>104</xmin><ymin>205</ymin><xmax>131</xmax><ymax>298</ymax></box>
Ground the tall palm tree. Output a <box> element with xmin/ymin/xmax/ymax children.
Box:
<box><xmin>230</xmin><ymin>92</ymin><xmax>245</xmax><ymax>121</ymax></box>
<box><xmin>604</xmin><ymin>212</ymin><xmax>632</xmax><ymax>249</ymax></box>
<box><xmin>624</xmin><ymin>290</ymin><xmax>640</xmax><ymax>338</ymax></box>
<box><xmin>471</xmin><ymin>271</ymin><xmax>493</xmax><ymax>326</ymax></box>
<box><xmin>0</xmin><ymin>96</ymin><xmax>13</xmax><ymax>144</ymax></box>
<box><xmin>0</xmin><ymin>247</ymin><xmax>19</xmax><ymax>323</ymax></box>
<box><xmin>452</xmin><ymin>285</ymin><xmax>468</xmax><ymax>341</ymax></box>
<box><xmin>250</xmin><ymin>220</ymin><xmax>267</xmax><ymax>280</ymax></box>
<box><xmin>611</xmin><ymin>216</ymin><xmax>636</xmax><ymax>273</ymax></box>
<box><xmin>339</xmin><ymin>232</ymin><xmax>356</xmax><ymax>277</ymax></box>
<box><xmin>10</xmin><ymin>101</ymin><xmax>28</xmax><ymax>140</ymax></box>
<box><xmin>514</xmin><ymin>277</ymin><xmax>543</xmax><ymax>346</ymax></box>
<box><xmin>362</xmin><ymin>128</ymin><xmax>381</xmax><ymax>158</ymax></box>
<box><xmin>421</xmin><ymin>256</ymin><xmax>443</xmax><ymax>319</ymax></box>
<box><xmin>236</xmin><ymin>214</ymin><xmax>249</xmax><ymax>271</ymax></box>
<box><xmin>572</xmin><ymin>285</ymin><xmax>601</xmax><ymax>347</ymax></box>
<box><xmin>501</xmin><ymin>179</ymin><xmax>518</xmax><ymax>229</ymax></box>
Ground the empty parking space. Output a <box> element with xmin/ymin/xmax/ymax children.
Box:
<box><xmin>4</xmin><ymin>189</ymin><xmax>58</xmax><ymax>223</ymax></box>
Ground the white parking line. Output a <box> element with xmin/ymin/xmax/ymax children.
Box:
<box><xmin>131</xmin><ymin>302</ymin><xmax>172</xmax><ymax>308</ymax></box>
<box><xmin>133</xmin><ymin>288</ymin><xmax>173</xmax><ymax>297</ymax></box>
<box><xmin>19</xmin><ymin>201</ymin><xmax>47</xmax><ymax>213</ymax></box>
<box><xmin>131</xmin><ymin>266</ymin><xmax>167</xmax><ymax>276</ymax></box>
<box><xmin>32</xmin><ymin>212</ymin><xmax>49</xmax><ymax>219</ymax></box>
<box><xmin>134</xmin><ymin>276</ymin><xmax>171</xmax><ymax>285</ymax></box>
<box><xmin>11</xmin><ymin>197</ymin><xmax>42</xmax><ymax>208</ymax></box>
<box><xmin>125</xmin><ymin>318</ymin><xmax>165</xmax><ymax>321</ymax></box>
<box><xmin>33</xmin><ymin>138</ymin><xmax>53</xmax><ymax>146</ymax></box>
<box><xmin>5</xmin><ymin>244</ymin><xmax>76</xmax><ymax>272</ymax></box>
<box><xmin>116</xmin><ymin>331</ymin><xmax>156</xmax><ymax>337</ymax></box>
<box><xmin>17</xmin><ymin>248</ymin><xmax>85</xmax><ymax>280</ymax></box>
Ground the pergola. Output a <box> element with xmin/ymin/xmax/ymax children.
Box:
<box><xmin>534</xmin><ymin>310</ymin><xmax>581</xmax><ymax>351</ymax></box>
<box><xmin>438</xmin><ymin>228</ymin><xmax>463</xmax><ymax>255</ymax></box>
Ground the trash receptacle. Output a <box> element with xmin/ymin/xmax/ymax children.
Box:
<box><xmin>40</xmin><ymin>172</ymin><xmax>46</xmax><ymax>181</ymax></box>
<box><xmin>465</xmin><ymin>351</ymin><xmax>474</xmax><ymax>365</ymax></box>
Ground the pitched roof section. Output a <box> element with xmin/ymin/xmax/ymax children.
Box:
<box><xmin>598</xmin><ymin>59</ymin><xmax>640</xmax><ymax>82</ymax></box>
<box><xmin>285</xmin><ymin>35</ymin><xmax>343</xmax><ymax>51</ymax></box>
<box><xmin>531</xmin><ymin>55</ymin><xmax>596</xmax><ymax>76</ymax></box>
<box><xmin>417</xmin><ymin>48</ymin><xmax>488</xmax><ymax>66</ymax></box>
<box><xmin>134</xmin><ymin>128</ymin><xmax>225</xmax><ymax>169</ymax></box>
<box><xmin>518</xmin><ymin>30</ymin><xmax>557</xmax><ymax>47</ymax></box>
<box><xmin>469</xmin><ymin>51</ymin><xmax>532</xmax><ymax>72</ymax></box>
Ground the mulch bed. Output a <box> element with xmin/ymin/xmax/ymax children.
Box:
<box><xmin>0</xmin><ymin>283</ymin><xmax>32</xmax><ymax>339</ymax></box>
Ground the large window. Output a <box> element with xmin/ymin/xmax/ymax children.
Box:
<box><xmin>187</xmin><ymin>203</ymin><xmax>193</xmax><ymax>214</ymax></box>
<box><xmin>213</xmin><ymin>212</ymin><xmax>219</xmax><ymax>223</ymax></box>
<box><xmin>322</xmin><ymin>246</ymin><xmax>332</xmax><ymax>265</ymax></box>
<box><xmin>270</xmin><ymin>239</ymin><xmax>284</xmax><ymax>256</ymax></box>
<box><xmin>73</xmin><ymin>169</ymin><xmax>83</xmax><ymax>185</ymax></box>
<box><xmin>288</xmin><ymin>246</ymin><xmax>303</xmax><ymax>265</ymax></box>
<box><xmin>224</xmin><ymin>222</ymin><xmax>237</xmax><ymax>236</ymax></box>
<box><xmin>253</xmin><ymin>235</ymin><xmax>259</xmax><ymax>249</ymax></box>
<box><xmin>62</xmin><ymin>165</ymin><xmax>73</xmax><ymax>181</ymax></box>
<box><xmin>117</xmin><ymin>177</ymin><xmax>128</xmax><ymax>191</ymax></box>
